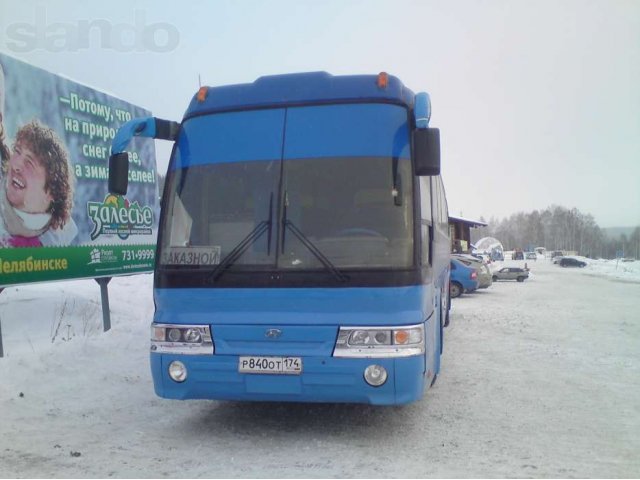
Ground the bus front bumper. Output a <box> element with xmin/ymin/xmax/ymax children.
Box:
<box><xmin>151</xmin><ymin>353</ymin><xmax>427</xmax><ymax>405</ymax></box>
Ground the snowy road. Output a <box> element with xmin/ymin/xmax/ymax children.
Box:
<box><xmin>0</xmin><ymin>261</ymin><xmax>638</xmax><ymax>477</ymax></box>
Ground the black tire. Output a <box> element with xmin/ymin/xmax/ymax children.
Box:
<box><xmin>450</xmin><ymin>282</ymin><xmax>463</xmax><ymax>298</ymax></box>
<box><xmin>492</xmin><ymin>275</ymin><xmax>498</xmax><ymax>282</ymax></box>
<box><xmin>517</xmin><ymin>276</ymin><xmax>526</xmax><ymax>282</ymax></box>
<box><xmin>444</xmin><ymin>292</ymin><xmax>450</xmax><ymax>328</ymax></box>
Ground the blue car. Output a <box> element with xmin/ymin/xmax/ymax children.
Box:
<box><xmin>450</xmin><ymin>258</ymin><xmax>479</xmax><ymax>298</ymax></box>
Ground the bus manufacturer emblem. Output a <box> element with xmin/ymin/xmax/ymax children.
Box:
<box><xmin>265</xmin><ymin>329</ymin><xmax>282</xmax><ymax>339</ymax></box>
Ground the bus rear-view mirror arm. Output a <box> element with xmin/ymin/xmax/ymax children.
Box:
<box><xmin>413</xmin><ymin>92</ymin><xmax>441</xmax><ymax>176</ymax></box>
<box><xmin>108</xmin><ymin>117</ymin><xmax>180</xmax><ymax>195</ymax></box>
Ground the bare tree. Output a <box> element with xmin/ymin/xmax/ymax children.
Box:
<box><xmin>471</xmin><ymin>205</ymin><xmax>635</xmax><ymax>258</ymax></box>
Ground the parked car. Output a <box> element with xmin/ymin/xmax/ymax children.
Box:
<box><xmin>551</xmin><ymin>251</ymin><xmax>564</xmax><ymax>263</ymax></box>
<box><xmin>559</xmin><ymin>257</ymin><xmax>587</xmax><ymax>268</ymax></box>
<box><xmin>492</xmin><ymin>267</ymin><xmax>529</xmax><ymax>282</ymax></box>
<box><xmin>468</xmin><ymin>252</ymin><xmax>491</xmax><ymax>264</ymax></box>
<box><xmin>513</xmin><ymin>249</ymin><xmax>524</xmax><ymax>260</ymax></box>
<box><xmin>474</xmin><ymin>253</ymin><xmax>492</xmax><ymax>264</ymax></box>
<box><xmin>450</xmin><ymin>258</ymin><xmax>479</xmax><ymax>298</ymax></box>
<box><xmin>525</xmin><ymin>252</ymin><xmax>537</xmax><ymax>260</ymax></box>
<box><xmin>451</xmin><ymin>254</ymin><xmax>492</xmax><ymax>288</ymax></box>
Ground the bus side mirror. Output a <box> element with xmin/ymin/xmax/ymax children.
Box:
<box><xmin>108</xmin><ymin>117</ymin><xmax>180</xmax><ymax>196</ymax></box>
<box><xmin>413</xmin><ymin>128</ymin><xmax>440</xmax><ymax>176</ymax></box>
<box><xmin>109</xmin><ymin>152</ymin><xmax>129</xmax><ymax>195</ymax></box>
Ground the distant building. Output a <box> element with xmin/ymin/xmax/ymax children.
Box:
<box><xmin>448</xmin><ymin>216</ymin><xmax>488</xmax><ymax>253</ymax></box>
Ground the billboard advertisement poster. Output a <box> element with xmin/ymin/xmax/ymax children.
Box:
<box><xmin>0</xmin><ymin>52</ymin><xmax>159</xmax><ymax>287</ymax></box>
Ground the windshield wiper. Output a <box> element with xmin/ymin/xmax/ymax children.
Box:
<box><xmin>281</xmin><ymin>191</ymin><xmax>348</xmax><ymax>282</ymax></box>
<box><xmin>207</xmin><ymin>194</ymin><xmax>273</xmax><ymax>283</ymax></box>
<box><xmin>283</xmin><ymin>220</ymin><xmax>349</xmax><ymax>282</ymax></box>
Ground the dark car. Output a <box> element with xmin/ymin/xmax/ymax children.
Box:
<box><xmin>559</xmin><ymin>257</ymin><xmax>587</xmax><ymax>268</ymax></box>
<box><xmin>492</xmin><ymin>267</ymin><xmax>529</xmax><ymax>282</ymax></box>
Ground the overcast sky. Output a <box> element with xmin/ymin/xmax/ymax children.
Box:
<box><xmin>0</xmin><ymin>0</ymin><xmax>638</xmax><ymax>228</ymax></box>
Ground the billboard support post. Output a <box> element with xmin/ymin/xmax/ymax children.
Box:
<box><xmin>96</xmin><ymin>278</ymin><xmax>112</xmax><ymax>332</ymax></box>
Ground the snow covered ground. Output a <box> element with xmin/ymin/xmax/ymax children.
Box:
<box><xmin>0</xmin><ymin>259</ymin><xmax>638</xmax><ymax>477</ymax></box>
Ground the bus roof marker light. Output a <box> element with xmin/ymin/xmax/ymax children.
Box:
<box><xmin>377</xmin><ymin>72</ymin><xmax>389</xmax><ymax>89</ymax></box>
<box><xmin>197</xmin><ymin>86</ymin><xmax>208</xmax><ymax>102</ymax></box>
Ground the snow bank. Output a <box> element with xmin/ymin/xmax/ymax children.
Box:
<box><xmin>580</xmin><ymin>258</ymin><xmax>640</xmax><ymax>283</ymax></box>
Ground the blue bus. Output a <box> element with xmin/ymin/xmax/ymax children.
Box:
<box><xmin>109</xmin><ymin>72</ymin><xmax>450</xmax><ymax>405</ymax></box>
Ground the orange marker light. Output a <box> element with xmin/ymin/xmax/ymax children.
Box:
<box><xmin>395</xmin><ymin>330</ymin><xmax>409</xmax><ymax>345</ymax></box>
<box><xmin>377</xmin><ymin>72</ymin><xmax>389</xmax><ymax>89</ymax></box>
<box><xmin>197</xmin><ymin>86</ymin><xmax>208</xmax><ymax>102</ymax></box>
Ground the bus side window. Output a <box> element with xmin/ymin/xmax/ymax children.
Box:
<box><xmin>430</xmin><ymin>175</ymin><xmax>447</xmax><ymax>234</ymax></box>
<box><xmin>438</xmin><ymin>177</ymin><xmax>446</xmax><ymax>232</ymax></box>
<box><xmin>420</xmin><ymin>177</ymin><xmax>432</xmax><ymax>265</ymax></box>
<box><xmin>439</xmin><ymin>176</ymin><xmax>448</xmax><ymax>231</ymax></box>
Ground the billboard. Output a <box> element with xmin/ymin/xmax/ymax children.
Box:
<box><xmin>0</xmin><ymin>53</ymin><xmax>159</xmax><ymax>287</ymax></box>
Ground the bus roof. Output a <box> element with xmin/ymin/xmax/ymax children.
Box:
<box><xmin>184</xmin><ymin>72</ymin><xmax>416</xmax><ymax>119</ymax></box>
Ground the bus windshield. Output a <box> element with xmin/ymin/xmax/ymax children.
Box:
<box><xmin>159</xmin><ymin>155</ymin><xmax>413</xmax><ymax>270</ymax></box>
<box><xmin>158</xmin><ymin>103</ymin><xmax>414</xmax><ymax>271</ymax></box>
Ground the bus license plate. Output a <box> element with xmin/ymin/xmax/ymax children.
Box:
<box><xmin>238</xmin><ymin>356</ymin><xmax>302</xmax><ymax>375</ymax></box>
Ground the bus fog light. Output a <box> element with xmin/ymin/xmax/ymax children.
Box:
<box><xmin>168</xmin><ymin>361</ymin><xmax>187</xmax><ymax>382</ymax></box>
<box><xmin>364</xmin><ymin>364</ymin><xmax>387</xmax><ymax>387</ymax></box>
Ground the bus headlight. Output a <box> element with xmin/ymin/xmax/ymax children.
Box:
<box><xmin>167</xmin><ymin>328</ymin><xmax>182</xmax><ymax>342</ymax></box>
<box><xmin>183</xmin><ymin>328</ymin><xmax>202</xmax><ymax>343</ymax></box>
<box><xmin>151</xmin><ymin>324</ymin><xmax>214</xmax><ymax>355</ymax></box>
<box><xmin>348</xmin><ymin>330</ymin><xmax>391</xmax><ymax>346</ymax></box>
<box><xmin>334</xmin><ymin>324</ymin><xmax>425</xmax><ymax>358</ymax></box>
